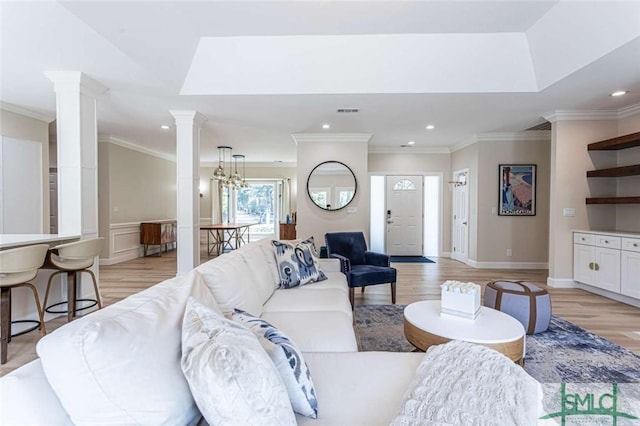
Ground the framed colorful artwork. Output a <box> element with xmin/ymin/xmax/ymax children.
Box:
<box><xmin>498</xmin><ymin>164</ymin><xmax>536</xmax><ymax>216</ymax></box>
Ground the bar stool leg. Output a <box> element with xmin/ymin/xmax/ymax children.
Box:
<box><xmin>67</xmin><ymin>271</ymin><xmax>77</xmax><ymax>322</ymax></box>
<box><xmin>1</xmin><ymin>287</ymin><xmax>10</xmax><ymax>364</ymax></box>
<box><xmin>43</xmin><ymin>270</ymin><xmax>64</xmax><ymax>317</ymax></box>
<box><xmin>23</xmin><ymin>283</ymin><xmax>47</xmax><ymax>335</ymax></box>
<box><xmin>85</xmin><ymin>269</ymin><xmax>102</xmax><ymax>309</ymax></box>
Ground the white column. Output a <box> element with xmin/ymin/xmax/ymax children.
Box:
<box><xmin>46</xmin><ymin>71</ymin><xmax>106</xmax><ymax>239</ymax></box>
<box><xmin>170</xmin><ymin>110</ymin><xmax>207</xmax><ymax>276</ymax></box>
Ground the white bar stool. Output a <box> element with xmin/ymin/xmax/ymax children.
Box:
<box><xmin>43</xmin><ymin>237</ymin><xmax>104</xmax><ymax>322</ymax></box>
<box><xmin>0</xmin><ymin>244</ymin><xmax>50</xmax><ymax>364</ymax></box>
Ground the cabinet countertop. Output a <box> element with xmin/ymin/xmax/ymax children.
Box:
<box><xmin>0</xmin><ymin>234</ymin><xmax>80</xmax><ymax>249</ymax></box>
<box><xmin>573</xmin><ymin>230</ymin><xmax>640</xmax><ymax>238</ymax></box>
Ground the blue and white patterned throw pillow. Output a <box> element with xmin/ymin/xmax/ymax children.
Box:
<box><xmin>272</xmin><ymin>237</ymin><xmax>327</xmax><ymax>289</ymax></box>
<box><xmin>230</xmin><ymin>309</ymin><xmax>318</xmax><ymax>419</ymax></box>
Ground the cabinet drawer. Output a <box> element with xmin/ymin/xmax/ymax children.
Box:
<box><xmin>622</xmin><ymin>237</ymin><xmax>640</xmax><ymax>253</ymax></box>
<box><xmin>595</xmin><ymin>235</ymin><xmax>621</xmax><ymax>249</ymax></box>
<box><xmin>573</xmin><ymin>232</ymin><xmax>596</xmax><ymax>246</ymax></box>
<box><xmin>574</xmin><ymin>233</ymin><xmax>595</xmax><ymax>245</ymax></box>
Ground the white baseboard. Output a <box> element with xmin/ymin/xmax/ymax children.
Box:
<box><xmin>546</xmin><ymin>277</ymin><xmax>579</xmax><ymax>288</ymax></box>
<box><xmin>466</xmin><ymin>259</ymin><xmax>548</xmax><ymax>269</ymax></box>
<box><xmin>576</xmin><ymin>283</ymin><xmax>640</xmax><ymax>308</ymax></box>
<box><xmin>100</xmin><ymin>247</ymin><xmax>141</xmax><ymax>265</ymax></box>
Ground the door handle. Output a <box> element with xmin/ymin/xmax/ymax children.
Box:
<box><xmin>594</xmin><ymin>263</ymin><xmax>600</xmax><ymax>271</ymax></box>
<box><xmin>589</xmin><ymin>262</ymin><xmax>594</xmax><ymax>270</ymax></box>
<box><xmin>387</xmin><ymin>220</ymin><xmax>394</xmax><ymax>224</ymax></box>
<box><xmin>462</xmin><ymin>221</ymin><xmax>468</xmax><ymax>225</ymax></box>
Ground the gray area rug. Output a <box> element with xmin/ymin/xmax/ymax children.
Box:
<box><xmin>353</xmin><ymin>304</ymin><xmax>640</xmax><ymax>384</ymax></box>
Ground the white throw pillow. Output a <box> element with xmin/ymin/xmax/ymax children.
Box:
<box><xmin>181</xmin><ymin>298</ymin><xmax>296</xmax><ymax>426</ymax></box>
<box><xmin>230</xmin><ymin>308</ymin><xmax>318</xmax><ymax>418</ymax></box>
<box><xmin>272</xmin><ymin>236</ymin><xmax>327</xmax><ymax>288</ymax></box>
<box><xmin>36</xmin><ymin>269</ymin><xmax>219</xmax><ymax>426</ymax></box>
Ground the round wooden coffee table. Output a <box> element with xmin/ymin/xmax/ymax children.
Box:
<box><xmin>404</xmin><ymin>300</ymin><xmax>525</xmax><ymax>364</ymax></box>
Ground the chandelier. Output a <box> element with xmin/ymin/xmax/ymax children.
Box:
<box><xmin>213</xmin><ymin>146</ymin><xmax>247</xmax><ymax>189</ymax></box>
<box><xmin>213</xmin><ymin>146</ymin><xmax>231</xmax><ymax>181</ymax></box>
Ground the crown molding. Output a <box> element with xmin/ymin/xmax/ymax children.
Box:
<box><xmin>544</xmin><ymin>109</ymin><xmax>619</xmax><ymax>123</ymax></box>
<box><xmin>291</xmin><ymin>133</ymin><xmax>372</xmax><ymax>144</ymax></box>
<box><xmin>450</xmin><ymin>131</ymin><xmax>551</xmax><ymax>153</ymax></box>
<box><xmin>169</xmin><ymin>110</ymin><xmax>208</xmax><ymax>127</ymax></box>
<box><xmin>99</xmin><ymin>135</ymin><xmax>176</xmax><ymax>162</ymax></box>
<box><xmin>0</xmin><ymin>102</ymin><xmax>55</xmax><ymax>123</ymax></box>
<box><xmin>619</xmin><ymin>102</ymin><xmax>640</xmax><ymax>119</ymax></box>
<box><xmin>45</xmin><ymin>71</ymin><xmax>108</xmax><ymax>98</ymax></box>
<box><xmin>368</xmin><ymin>145</ymin><xmax>450</xmax><ymax>155</ymax></box>
<box><xmin>200</xmin><ymin>161</ymin><xmax>296</xmax><ymax>168</ymax></box>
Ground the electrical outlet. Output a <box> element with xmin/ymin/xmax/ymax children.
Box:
<box><xmin>506</xmin><ymin>248</ymin><xmax>512</xmax><ymax>257</ymax></box>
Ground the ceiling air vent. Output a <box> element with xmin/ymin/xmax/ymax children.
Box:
<box><xmin>336</xmin><ymin>108</ymin><xmax>359</xmax><ymax>113</ymax></box>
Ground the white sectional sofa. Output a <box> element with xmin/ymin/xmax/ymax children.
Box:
<box><xmin>0</xmin><ymin>238</ymin><xmax>542</xmax><ymax>425</ymax></box>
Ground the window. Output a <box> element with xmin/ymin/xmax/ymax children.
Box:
<box><xmin>393</xmin><ymin>179</ymin><xmax>416</xmax><ymax>190</ymax></box>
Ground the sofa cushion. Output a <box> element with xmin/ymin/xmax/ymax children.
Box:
<box><xmin>231</xmin><ymin>309</ymin><xmax>318</xmax><ymax>418</ymax></box>
<box><xmin>197</xmin><ymin>255</ymin><xmax>264</xmax><ymax>315</ymax></box>
<box><xmin>272</xmin><ymin>237</ymin><xmax>327</xmax><ymax>288</ymax></box>
<box><xmin>0</xmin><ymin>359</ymin><xmax>72</xmax><ymax>426</ymax></box>
<box><xmin>236</xmin><ymin>242</ymin><xmax>277</xmax><ymax>303</ymax></box>
<box><xmin>260</xmin><ymin>311</ymin><xmax>358</xmax><ymax>352</ymax></box>
<box><xmin>295</xmin><ymin>352</ymin><xmax>425</xmax><ymax>425</ymax></box>
<box><xmin>182</xmin><ymin>299</ymin><xmax>296</xmax><ymax>426</ymax></box>
<box><xmin>263</xmin><ymin>288</ymin><xmax>352</xmax><ymax>318</ymax></box>
<box><xmin>36</xmin><ymin>270</ymin><xmax>219</xmax><ymax>426</ymax></box>
<box><xmin>290</xmin><ymin>271</ymin><xmax>348</xmax><ymax>294</ymax></box>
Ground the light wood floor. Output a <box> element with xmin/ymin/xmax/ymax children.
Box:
<box><xmin>2</xmin><ymin>250</ymin><xmax>639</xmax><ymax>377</ymax></box>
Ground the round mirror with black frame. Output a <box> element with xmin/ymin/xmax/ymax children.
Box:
<box><xmin>307</xmin><ymin>161</ymin><xmax>357</xmax><ymax>211</ymax></box>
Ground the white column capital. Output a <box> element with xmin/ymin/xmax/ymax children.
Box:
<box><xmin>45</xmin><ymin>71</ymin><xmax>108</xmax><ymax>98</ymax></box>
<box><xmin>170</xmin><ymin>110</ymin><xmax>207</xmax><ymax>128</ymax></box>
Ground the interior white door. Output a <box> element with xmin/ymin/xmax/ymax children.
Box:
<box><xmin>385</xmin><ymin>175</ymin><xmax>423</xmax><ymax>256</ymax></box>
<box><xmin>452</xmin><ymin>169</ymin><xmax>469</xmax><ymax>263</ymax></box>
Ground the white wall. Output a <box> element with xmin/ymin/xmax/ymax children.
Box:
<box><xmin>296</xmin><ymin>135</ymin><xmax>369</xmax><ymax>247</ymax></box>
<box><xmin>476</xmin><ymin>136</ymin><xmax>550</xmax><ymax>266</ymax></box>
<box><xmin>0</xmin><ymin>109</ymin><xmax>50</xmax><ymax>233</ymax></box>
<box><xmin>546</xmin><ymin>109</ymin><xmax>640</xmax><ymax>286</ymax></box>
<box><xmin>98</xmin><ymin>140</ymin><xmax>177</xmax><ymax>264</ymax></box>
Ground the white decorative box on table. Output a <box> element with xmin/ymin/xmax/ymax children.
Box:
<box><xmin>440</xmin><ymin>280</ymin><xmax>481</xmax><ymax>320</ymax></box>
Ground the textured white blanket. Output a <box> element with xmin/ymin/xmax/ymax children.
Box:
<box><xmin>390</xmin><ymin>340</ymin><xmax>541</xmax><ymax>426</ymax></box>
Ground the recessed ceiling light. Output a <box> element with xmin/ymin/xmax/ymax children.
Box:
<box><xmin>407</xmin><ymin>141</ymin><xmax>415</xmax><ymax>145</ymax></box>
<box><xmin>322</xmin><ymin>123</ymin><xmax>331</xmax><ymax>129</ymax></box>
<box><xmin>610</xmin><ymin>90</ymin><xmax>628</xmax><ymax>97</ymax></box>
<box><xmin>425</xmin><ymin>124</ymin><xmax>435</xmax><ymax>130</ymax></box>
<box><xmin>161</xmin><ymin>125</ymin><xmax>170</xmax><ymax>130</ymax></box>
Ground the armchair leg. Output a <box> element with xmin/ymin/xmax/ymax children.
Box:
<box><xmin>361</xmin><ymin>287</ymin><xmax>365</xmax><ymax>293</ymax></box>
<box><xmin>391</xmin><ymin>282</ymin><xmax>396</xmax><ymax>304</ymax></box>
<box><xmin>349</xmin><ymin>287</ymin><xmax>354</xmax><ymax>310</ymax></box>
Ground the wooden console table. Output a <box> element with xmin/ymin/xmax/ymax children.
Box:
<box><xmin>279</xmin><ymin>223</ymin><xmax>296</xmax><ymax>240</ymax></box>
<box><xmin>200</xmin><ymin>223</ymin><xmax>258</xmax><ymax>257</ymax></box>
<box><xmin>140</xmin><ymin>221</ymin><xmax>177</xmax><ymax>256</ymax></box>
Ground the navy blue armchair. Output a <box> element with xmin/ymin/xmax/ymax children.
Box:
<box><xmin>324</xmin><ymin>232</ymin><xmax>397</xmax><ymax>308</ymax></box>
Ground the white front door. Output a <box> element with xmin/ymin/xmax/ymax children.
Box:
<box><xmin>385</xmin><ymin>175</ymin><xmax>423</xmax><ymax>256</ymax></box>
<box><xmin>452</xmin><ymin>169</ymin><xmax>469</xmax><ymax>263</ymax></box>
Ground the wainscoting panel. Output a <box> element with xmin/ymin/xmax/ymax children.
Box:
<box><xmin>100</xmin><ymin>222</ymin><xmax>143</xmax><ymax>265</ymax></box>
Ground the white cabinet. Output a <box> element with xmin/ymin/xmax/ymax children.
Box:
<box><xmin>573</xmin><ymin>232</ymin><xmax>621</xmax><ymax>292</ymax></box>
<box><xmin>621</xmin><ymin>237</ymin><xmax>640</xmax><ymax>299</ymax></box>
<box><xmin>573</xmin><ymin>231</ymin><xmax>640</xmax><ymax>300</ymax></box>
